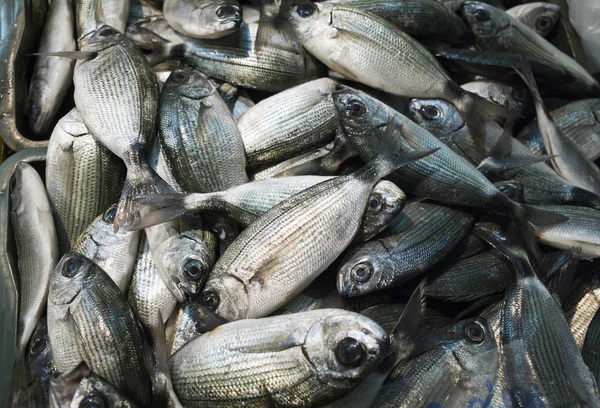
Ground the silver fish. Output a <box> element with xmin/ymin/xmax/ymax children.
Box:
<box><xmin>169</xmin><ymin>309</ymin><xmax>388</xmax><ymax>407</ymax></box>
<box><xmin>167</xmin><ymin>301</ymin><xmax>226</xmax><ymax>356</ymax></box>
<box><xmin>27</xmin><ymin>0</ymin><xmax>76</xmax><ymax>137</ymax></box>
<box><xmin>506</xmin><ymin>2</ymin><xmax>561</xmax><ymax>38</ymax></box>
<box><xmin>564</xmin><ymin>264</ymin><xmax>600</xmax><ymax>350</ymax></box>
<box><xmin>163</xmin><ymin>0</ymin><xmax>242</xmax><ymax>39</ymax></box>
<box><xmin>232</xmin><ymin>89</ymin><xmax>254</xmax><ymax>121</ymax></box>
<box><xmin>77</xmin><ymin>0</ymin><xmax>130</xmax><ymax>46</ymax></box>
<box><xmin>11</xmin><ymin>162</ymin><xmax>59</xmax><ymax>355</ymax></box>
<box><xmin>461</xmin><ymin>80</ymin><xmax>530</xmax><ymax>117</ymax></box>
<box><xmin>23</xmin><ymin>317</ymin><xmax>55</xmax><ymax>408</ymax></box>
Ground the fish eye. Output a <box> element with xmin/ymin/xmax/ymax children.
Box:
<box><xmin>172</xmin><ymin>70</ymin><xmax>190</xmax><ymax>82</ymax></box>
<box><xmin>344</xmin><ymin>98</ymin><xmax>366</xmax><ymax>116</ymax></box>
<box><xmin>295</xmin><ymin>3</ymin><xmax>317</xmax><ymax>18</ymax></box>
<box><xmin>350</xmin><ymin>262</ymin><xmax>372</xmax><ymax>283</ymax></box>
<box><xmin>367</xmin><ymin>193</ymin><xmax>383</xmax><ymax>213</ymax></box>
<box><xmin>183</xmin><ymin>258</ymin><xmax>203</xmax><ymax>281</ymax></box>
<box><xmin>512</xmin><ymin>87</ymin><xmax>527</xmax><ymax>102</ymax></box>
<box><xmin>420</xmin><ymin>105</ymin><xmax>440</xmax><ymax>120</ymax></box>
<box><xmin>62</xmin><ymin>256</ymin><xmax>82</xmax><ymax>278</ymax></box>
<box><xmin>464</xmin><ymin>321</ymin><xmax>485</xmax><ymax>344</ymax></box>
<box><xmin>98</xmin><ymin>27</ymin><xmax>117</xmax><ymax>37</ymax></box>
<box><xmin>536</xmin><ymin>16</ymin><xmax>553</xmax><ymax>31</ymax></box>
<box><xmin>474</xmin><ymin>8</ymin><xmax>490</xmax><ymax>21</ymax></box>
<box><xmin>335</xmin><ymin>337</ymin><xmax>366</xmax><ymax>366</ymax></box>
<box><xmin>216</xmin><ymin>4</ymin><xmax>239</xmax><ymax>19</ymax></box>
<box><xmin>102</xmin><ymin>205</ymin><xmax>117</xmax><ymax>223</ymax></box>
<box><xmin>29</xmin><ymin>331</ymin><xmax>47</xmax><ymax>356</ymax></box>
<box><xmin>201</xmin><ymin>290</ymin><xmax>220</xmax><ymax>310</ymax></box>
<box><xmin>80</xmin><ymin>393</ymin><xmax>107</xmax><ymax>408</ymax></box>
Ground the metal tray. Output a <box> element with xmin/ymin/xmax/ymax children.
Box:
<box><xmin>0</xmin><ymin>147</ymin><xmax>47</xmax><ymax>408</ymax></box>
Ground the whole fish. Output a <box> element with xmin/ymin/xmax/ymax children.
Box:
<box><xmin>76</xmin><ymin>0</ymin><xmax>130</xmax><ymax>46</ymax></box>
<box><xmin>159</xmin><ymin>68</ymin><xmax>248</xmax><ymax>193</ymax></box>
<box><xmin>73</xmin><ymin>205</ymin><xmax>141</xmax><ymax>293</ymax></box>
<box><xmin>47</xmin><ymin>253</ymin><xmax>152</xmax><ymax>406</ymax></box>
<box><xmin>285</xmin><ymin>1</ymin><xmax>513</xmax><ymax>149</ymax></box>
<box><xmin>506</xmin><ymin>2</ymin><xmax>561</xmax><ymax>38</ymax></box>
<box><xmin>170</xmin><ymin>309</ymin><xmax>388</xmax><ymax>407</ymax></box>
<box><xmin>517</xmin><ymin>98</ymin><xmax>600</xmax><ymax>161</ymax></box>
<box><xmin>46</xmin><ymin>108</ymin><xmax>125</xmax><ymax>253</ymax></box>
<box><xmin>27</xmin><ymin>0</ymin><xmax>76</xmax><ymax>137</ymax></box>
<box><xmin>327</xmin><ymin>0</ymin><xmax>471</xmax><ymax>43</ymax></box>
<box><xmin>73</xmin><ymin>26</ymin><xmax>169</xmax><ymax>231</ymax></box>
<box><xmin>461</xmin><ymin>80</ymin><xmax>530</xmax><ymax>117</ymax></box>
<box><xmin>460</xmin><ymin>1</ymin><xmax>600</xmax><ymax>97</ymax></box>
<box><xmin>237</xmin><ymin>78</ymin><xmax>338</xmax><ymax>166</ymax></box>
<box><xmin>11</xmin><ymin>162</ymin><xmax>59</xmax><ymax>355</ymax></box>
<box><xmin>23</xmin><ymin>318</ymin><xmax>55</xmax><ymax>408</ymax></box>
<box><xmin>126</xmin><ymin>20</ymin><xmax>324</xmax><ymax>92</ymax></box>
<box><xmin>407</xmin><ymin>97</ymin><xmax>600</xmax><ymax>208</ymax></box>
<box><xmin>163</xmin><ymin>0</ymin><xmax>242</xmax><ymax>39</ymax></box>
<box><xmin>563</xmin><ymin>263</ymin><xmax>600</xmax><ymax>349</ymax></box>
<box><xmin>338</xmin><ymin>202</ymin><xmax>473</xmax><ymax>297</ymax></box>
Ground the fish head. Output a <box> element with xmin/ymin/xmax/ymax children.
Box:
<box><xmin>49</xmin><ymin>253</ymin><xmax>96</xmax><ymax>306</ymax></box>
<box><xmin>26</xmin><ymin>318</ymin><xmax>53</xmax><ymax>385</ymax></box>
<box><xmin>303</xmin><ymin>311</ymin><xmax>388</xmax><ymax>388</ymax></box>
<box><xmin>200</xmin><ymin>0</ymin><xmax>243</xmax><ymax>37</ymax></box>
<box><xmin>200</xmin><ymin>274</ymin><xmax>248</xmax><ymax>322</ymax></box>
<box><xmin>162</xmin><ymin>68</ymin><xmax>215</xmax><ymax>100</ymax></box>
<box><xmin>461</xmin><ymin>81</ymin><xmax>530</xmax><ymax>116</ymax></box>
<box><xmin>460</xmin><ymin>1</ymin><xmax>510</xmax><ymax>39</ymax></box>
<box><xmin>337</xmin><ymin>241</ymin><xmax>389</xmax><ymax>298</ymax></box>
<box><xmin>361</xmin><ymin>181</ymin><xmax>406</xmax><ymax>240</ymax></box>
<box><xmin>450</xmin><ymin>317</ymin><xmax>498</xmax><ymax>379</ymax></box>
<box><xmin>70</xmin><ymin>373</ymin><xmax>137</xmax><ymax>407</ymax></box>
<box><xmin>284</xmin><ymin>1</ymin><xmax>331</xmax><ymax>43</ymax></box>
<box><xmin>154</xmin><ymin>230</ymin><xmax>217</xmax><ymax>302</ymax></box>
<box><xmin>82</xmin><ymin>25</ymin><xmax>127</xmax><ymax>53</ymax></box>
<box><xmin>407</xmin><ymin>98</ymin><xmax>464</xmax><ymax>135</ymax></box>
<box><xmin>513</xmin><ymin>3</ymin><xmax>560</xmax><ymax>38</ymax></box>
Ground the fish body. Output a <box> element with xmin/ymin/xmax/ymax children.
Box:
<box><xmin>163</xmin><ymin>0</ymin><xmax>242</xmax><ymax>39</ymax></box>
<box><xmin>564</xmin><ymin>264</ymin><xmax>600</xmax><ymax>349</ymax></box>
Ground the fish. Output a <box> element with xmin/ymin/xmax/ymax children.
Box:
<box><xmin>158</xmin><ymin>68</ymin><xmax>248</xmax><ymax>193</ymax></box>
<box><xmin>442</xmin><ymin>231</ymin><xmax>489</xmax><ymax>262</ymax></box>
<box><xmin>148</xmin><ymin>133</ymin><xmax>182</xmax><ymax>192</ymax></box>
<box><xmin>76</xmin><ymin>0</ymin><xmax>130</xmax><ymax>46</ymax></box>
<box><xmin>563</xmin><ymin>263</ymin><xmax>600</xmax><ymax>349</ymax></box>
<box><xmin>11</xmin><ymin>162</ymin><xmax>59</xmax><ymax>355</ymax></box>
<box><xmin>169</xmin><ymin>309</ymin><xmax>388</xmax><ymax>407</ymax></box>
<box><xmin>27</xmin><ymin>0</ymin><xmax>76</xmax><ymax>137</ymax></box>
<box><xmin>22</xmin><ymin>318</ymin><xmax>55</xmax><ymax>408</ymax></box>
<box><xmin>72</xmin><ymin>26</ymin><xmax>170</xmax><ymax>231</ymax></box>
<box><xmin>46</xmin><ymin>108</ymin><xmax>126</xmax><ymax>254</ymax></box>
<box><xmin>337</xmin><ymin>202</ymin><xmax>473</xmax><ymax>297</ymax></box>
<box><xmin>583</xmin><ymin>307</ymin><xmax>600</xmax><ymax>388</ymax></box>
<box><xmin>163</xmin><ymin>0</ymin><xmax>242</xmax><ymax>39</ymax></box>
<box><xmin>516</xmin><ymin>55</ymin><xmax>600</xmax><ymax>196</ymax></box>
<box><xmin>232</xmin><ymin>89</ymin><xmax>254</xmax><ymax>120</ymax></box>
<box><xmin>167</xmin><ymin>301</ymin><xmax>226</xmax><ymax>356</ymax></box>
<box><xmin>506</xmin><ymin>2</ymin><xmax>561</xmax><ymax>39</ymax></box>
<box><xmin>461</xmin><ymin>80</ymin><xmax>531</xmax><ymax>117</ymax></box>
<box><xmin>326</xmin><ymin>0</ymin><xmax>471</xmax><ymax>43</ymax></box>
<box><xmin>73</xmin><ymin>204</ymin><xmax>141</xmax><ymax>293</ymax></box>
<box><xmin>407</xmin><ymin>97</ymin><xmax>600</xmax><ymax>208</ymax></box>
<box><xmin>237</xmin><ymin>77</ymin><xmax>338</xmax><ymax>166</ymax></box>
<box><xmin>460</xmin><ymin>1</ymin><xmax>600</xmax><ymax>97</ymax></box>
<box><xmin>126</xmin><ymin>19</ymin><xmax>324</xmax><ymax>92</ymax></box>
<box><xmin>284</xmin><ymin>1</ymin><xmax>514</xmax><ymax>150</ymax></box>
<box><xmin>47</xmin><ymin>252</ymin><xmax>152</xmax><ymax>406</ymax></box>
<box><xmin>517</xmin><ymin>98</ymin><xmax>600</xmax><ymax>161</ymax></box>
<box><xmin>209</xmin><ymin>78</ymin><xmax>239</xmax><ymax>112</ymax></box>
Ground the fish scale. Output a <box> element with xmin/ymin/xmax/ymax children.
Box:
<box><xmin>564</xmin><ymin>266</ymin><xmax>600</xmax><ymax>349</ymax></box>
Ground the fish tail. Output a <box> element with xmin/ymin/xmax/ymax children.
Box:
<box><xmin>115</xmin><ymin>165</ymin><xmax>174</xmax><ymax>232</ymax></box>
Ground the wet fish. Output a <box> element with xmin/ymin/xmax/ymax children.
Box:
<box><xmin>506</xmin><ymin>2</ymin><xmax>561</xmax><ymax>39</ymax></box>
<box><xmin>73</xmin><ymin>205</ymin><xmax>141</xmax><ymax>293</ymax></box>
<box><xmin>167</xmin><ymin>301</ymin><xmax>226</xmax><ymax>356</ymax></box>
<box><xmin>232</xmin><ymin>89</ymin><xmax>254</xmax><ymax>120</ymax></box>
<box><xmin>583</xmin><ymin>307</ymin><xmax>600</xmax><ymax>387</ymax></box>
<box><xmin>564</xmin><ymin>263</ymin><xmax>600</xmax><ymax>349</ymax></box>
<box><xmin>338</xmin><ymin>202</ymin><xmax>473</xmax><ymax>297</ymax></box>
<box><xmin>76</xmin><ymin>0</ymin><xmax>130</xmax><ymax>46</ymax></box>
<box><xmin>237</xmin><ymin>78</ymin><xmax>338</xmax><ymax>166</ymax></box>
<box><xmin>170</xmin><ymin>309</ymin><xmax>388</xmax><ymax>407</ymax></box>
<box><xmin>11</xmin><ymin>162</ymin><xmax>59</xmax><ymax>355</ymax></box>
<box><xmin>23</xmin><ymin>318</ymin><xmax>55</xmax><ymax>408</ymax></box>
<box><xmin>47</xmin><ymin>253</ymin><xmax>152</xmax><ymax>406</ymax></box>
<box><xmin>442</xmin><ymin>231</ymin><xmax>489</xmax><ymax>262</ymax></box>
<box><xmin>27</xmin><ymin>0</ymin><xmax>76</xmax><ymax>137</ymax></box>
<box><xmin>46</xmin><ymin>108</ymin><xmax>125</xmax><ymax>253</ymax></box>
<box><xmin>461</xmin><ymin>80</ymin><xmax>530</xmax><ymax>117</ymax></box>
<box><xmin>163</xmin><ymin>0</ymin><xmax>242</xmax><ymax>39</ymax></box>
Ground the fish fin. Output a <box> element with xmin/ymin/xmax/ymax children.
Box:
<box><xmin>390</xmin><ymin>278</ymin><xmax>427</xmax><ymax>341</ymax></box>
<box><xmin>514</xmin><ymin>54</ymin><xmax>547</xmax><ymax>113</ymax></box>
<box><xmin>64</xmin><ymin>308</ymin><xmax>93</xmax><ymax>366</ymax></box>
<box><xmin>29</xmin><ymin>50</ymin><xmax>98</xmax><ymax>60</ymax></box>
<box><xmin>545</xmin><ymin>249</ymin><xmax>580</xmax><ymax>305</ymax></box>
<box><xmin>259</xmin><ymin>0</ymin><xmax>305</xmax><ymax>55</ymax></box>
<box><xmin>522</xmin><ymin>204</ymin><xmax>568</xmax><ymax>228</ymax></box>
<box><xmin>125</xmin><ymin>25</ymin><xmax>179</xmax><ymax>66</ymax></box>
<box><xmin>115</xmin><ymin>166</ymin><xmax>174</xmax><ymax>232</ymax></box>
<box><xmin>130</xmin><ymin>193</ymin><xmax>195</xmax><ymax>230</ymax></box>
<box><xmin>49</xmin><ymin>362</ymin><xmax>92</xmax><ymax>407</ymax></box>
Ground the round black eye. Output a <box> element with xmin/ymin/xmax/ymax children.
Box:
<box><xmin>335</xmin><ymin>337</ymin><xmax>366</xmax><ymax>366</ymax></box>
<box><xmin>103</xmin><ymin>205</ymin><xmax>117</xmax><ymax>223</ymax></box>
<box><xmin>474</xmin><ymin>8</ymin><xmax>490</xmax><ymax>21</ymax></box>
<box><xmin>350</xmin><ymin>262</ymin><xmax>372</xmax><ymax>283</ymax></box>
<box><xmin>296</xmin><ymin>3</ymin><xmax>316</xmax><ymax>18</ymax></box>
<box><xmin>512</xmin><ymin>87</ymin><xmax>527</xmax><ymax>102</ymax></box>
<box><xmin>420</xmin><ymin>105</ymin><xmax>440</xmax><ymax>120</ymax></box>
<box><xmin>29</xmin><ymin>332</ymin><xmax>47</xmax><ymax>356</ymax></box>
<box><xmin>80</xmin><ymin>393</ymin><xmax>107</xmax><ymax>408</ymax></box>
<box><xmin>344</xmin><ymin>98</ymin><xmax>365</xmax><ymax>116</ymax></box>
<box><xmin>202</xmin><ymin>291</ymin><xmax>220</xmax><ymax>310</ymax></box>
<box><xmin>367</xmin><ymin>194</ymin><xmax>382</xmax><ymax>213</ymax></box>
<box><xmin>99</xmin><ymin>27</ymin><xmax>117</xmax><ymax>37</ymax></box>
<box><xmin>183</xmin><ymin>259</ymin><xmax>203</xmax><ymax>281</ymax></box>
<box><xmin>173</xmin><ymin>71</ymin><xmax>189</xmax><ymax>82</ymax></box>
<box><xmin>216</xmin><ymin>4</ymin><xmax>238</xmax><ymax>19</ymax></box>
<box><xmin>536</xmin><ymin>16</ymin><xmax>552</xmax><ymax>31</ymax></box>
<box><xmin>464</xmin><ymin>321</ymin><xmax>485</xmax><ymax>344</ymax></box>
<box><xmin>62</xmin><ymin>256</ymin><xmax>82</xmax><ymax>278</ymax></box>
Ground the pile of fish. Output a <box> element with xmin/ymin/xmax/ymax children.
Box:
<box><xmin>8</xmin><ymin>0</ymin><xmax>600</xmax><ymax>406</ymax></box>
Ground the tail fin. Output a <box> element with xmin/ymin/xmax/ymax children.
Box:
<box><xmin>125</xmin><ymin>25</ymin><xmax>180</xmax><ymax>66</ymax></box>
<box><xmin>115</xmin><ymin>166</ymin><xmax>174</xmax><ymax>232</ymax></box>
<box><xmin>369</xmin><ymin>119</ymin><xmax>439</xmax><ymax>181</ymax></box>
<box><xmin>514</xmin><ymin>54</ymin><xmax>547</xmax><ymax>114</ymax></box>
